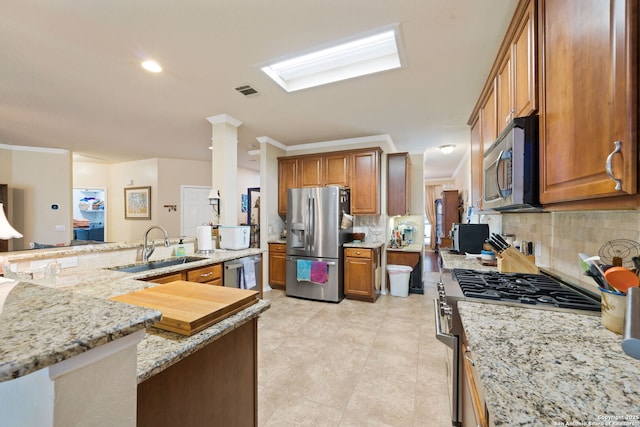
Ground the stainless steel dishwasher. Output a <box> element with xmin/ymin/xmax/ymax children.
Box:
<box><xmin>223</xmin><ymin>254</ymin><xmax>261</xmax><ymax>291</ymax></box>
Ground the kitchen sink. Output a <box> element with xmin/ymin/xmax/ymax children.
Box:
<box><xmin>108</xmin><ymin>256</ymin><xmax>208</xmax><ymax>273</ymax></box>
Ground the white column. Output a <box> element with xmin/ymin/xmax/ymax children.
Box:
<box><xmin>206</xmin><ymin>114</ymin><xmax>242</xmax><ymax>226</ymax></box>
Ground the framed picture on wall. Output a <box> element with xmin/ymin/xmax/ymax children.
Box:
<box><xmin>124</xmin><ymin>186</ymin><xmax>151</xmax><ymax>220</ymax></box>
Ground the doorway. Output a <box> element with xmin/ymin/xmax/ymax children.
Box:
<box><xmin>72</xmin><ymin>188</ymin><xmax>106</xmax><ymax>242</ymax></box>
<box><xmin>181</xmin><ymin>186</ymin><xmax>213</xmax><ymax>237</ymax></box>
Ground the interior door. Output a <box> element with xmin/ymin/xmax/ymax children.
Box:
<box><xmin>181</xmin><ymin>186</ymin><xmax>212</xmax><ymax>237</ymax></box>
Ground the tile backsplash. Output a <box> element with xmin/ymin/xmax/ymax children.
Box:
<box><xmin>501</xmin><ymin>210</ymin><xmax>640</xmax><ymax>288</ymax></box>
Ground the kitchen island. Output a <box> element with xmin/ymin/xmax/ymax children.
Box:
<box><xmin>0</xmin><ymin>244</ymin><xmax>270</xmax><ymax>427</ymax></box>
<box><xmin>458</xmin><ymin>301</ymin><xmax>640</xmax><ymax>426</ymax></box>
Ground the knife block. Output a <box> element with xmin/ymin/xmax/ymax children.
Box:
<box><xmin>497</xmin><ymin>248</ymin><xmax>539</xmax><ymax>274</ymax></box>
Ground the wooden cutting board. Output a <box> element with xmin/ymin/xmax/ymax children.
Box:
<box><xmin>110</xmin><ymin>281</ymin><xmax>259</xmax><ymax>336</ymax></box>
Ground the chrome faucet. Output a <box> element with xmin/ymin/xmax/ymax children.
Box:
<box><xmin>143</xmin><ymin>225</ymin><xmax>171</xmax><ymax>262</ymax></box>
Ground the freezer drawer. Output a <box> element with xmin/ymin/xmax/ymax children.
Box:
<box><xmin>285</xmin><ymin>255</ymin><xmax>344</xmax><ymax>302</ymax></box>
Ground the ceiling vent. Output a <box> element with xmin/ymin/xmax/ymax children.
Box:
<box><xmin>234</xmin><ymin>84</ymin><xmax>260</xmax><ymax>97</ymax></box>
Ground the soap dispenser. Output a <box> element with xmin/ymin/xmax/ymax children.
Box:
<box><xmin>176</xmin><ymin>238</ymin><xmax>186</xmax><ymax>257</ymax></box>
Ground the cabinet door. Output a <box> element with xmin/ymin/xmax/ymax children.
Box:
<box><xmin>496</xmin><ymin>54</ymin><xmax>513</xmax><ymax>134</ymax></box>
<box><xmin>350</xmin><ymin>149</ymin><xmax>380</xmax><ymax>214</ymax></box>
<box><xmin>268</xmin><ymin>243</ymin><xmax>287</xmax><ymax>288</ymax></box>
<box><xmin>469</xmin><ymin>116</ymin><xmax>483</xmax><ymax>211</ymax></box>
<box><xmin>278</xmin><ymin>158</ymin><xmax>298</xmax><ymax>216</ymax></box>
<box><xmin>145</xmin><ymin>272</ymin><xmax>185</xmax><ymax>284</ymax></box>
<box><xmin>540</xmin><ymin>0</ymin><xmax>637</xmax><ymax>203</ymax></box>
<box><xmin>299</xmin><ymin>156</ymin><xmax>323</xmax><ymax>188</ymax></box>
<box><xmin>324</xmin><ymin>153</ymin><xmax>349</xmax><ymax>187</ymax></box>
<box><xmin>345</xmin><ymin>254</ymin><xmax>373</xmax><ymax>299</ymax></box>
<box><xmin>187</xmin><ymin>264</ymin><xmax>223</xmax><ymax>285</ymax></box>
<box><xmin>513</xmin><ymin>0</ymin><xmax>537</xmax><ymax>118</ymax></box>
<box><xmin>480</xmin><ymin>82</ymin><xmax>497</xmax><ymax>152</ymax></box>
<box><xmin>387</xmin><ymin>152</ymin><xmax>411</xmax><ymax>216</ymax></box>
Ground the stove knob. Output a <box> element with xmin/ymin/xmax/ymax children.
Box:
<box><xmin>438</xmin><ymin>290</ymin><xmax>447</xmax><ymax>303</ymax></box>
<box><xmin>436</xmin><ymin>282</ymin><xmax>445</xmax><ymax>292</ymax></box>
<box><xmin>442</xmin><ymin>304</ymin><xmax>453</xmax><ymax>317</ymax></box>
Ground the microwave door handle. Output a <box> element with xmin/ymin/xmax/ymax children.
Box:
<box><xmin>495</xmin><ymin>149</ymin><xmax>512</xmax><ymax>198</ymax></box>
<box><xmin>495</xmin><ymin>150</ymin><xmax>505</xmax><ymax>199</ymax></box>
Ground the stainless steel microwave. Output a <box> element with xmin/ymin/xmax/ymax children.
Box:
<box><xmin>483</xmin><ymin>115</ymin><xmax>541</xmax><ymax>212</ymax></box>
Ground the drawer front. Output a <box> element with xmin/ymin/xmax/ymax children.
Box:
<box><xmin>146</xmin><ymin>272</ymin><xmax>185</xmax><ymax>284</ymax></box>
<box><xmin>187</xmin><ymin>264</ymin><xmax>222</xmax><ymax>283</ymax></box>
<box><xmin>345</xmin><ymin>248</ymin><xmax>372</xmax><ymax>259</ymax></box>
<box><xmin>269</xmin><ymin>243</ymin><xmax>286</xmax><ymax>253</ymax></box>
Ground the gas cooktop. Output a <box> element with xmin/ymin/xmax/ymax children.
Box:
<box><xmin>452</xmin><ymin>269</ymin><xmax>601</xmax><ymax>312</ymax></box>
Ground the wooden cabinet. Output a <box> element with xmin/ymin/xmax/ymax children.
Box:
<box><xmin>496</xmin><ymin>54</ymin><xmax>512</xmax><ymax>135</ymax></box>
<box><xmin>350</xmin><ymin>148</ymin><xmax>381</xmax><ymax>214</ymax></box>
<box><xmin>480</xmin><ymin>83</ymin><xmax>497</xmax><ymax>152</ymax></box>
<box><xmin>539</xmin><ymin>0</ymin><xmax>638</xmax><ymax>206</ymax></box>
<box><xmin>469</xmin><ymin>117</ymin><xmax>483</xmax><ymax>211</ymax></box>
<box><xmin>143</xmin><ymin>263</ymin><xmax>223</xmax><ymax>286</ymax></box>
<box><xmin>461</xmin><ymin>330</ymin><xmax>489</xmax><ymax>427</ymax></box>
<box><xmin>298</xmin><ymin>155</ymin><xmax>323</xmax><ymax>187</ymax></box>
<box><xmin>186</xmin><ymin>263</ymin><xmax>223</xmax><ymax>285</ymax></box>
<box><xmin>268</xmin><ymin>242</ymin><xmax>286</xmax><ymax>289</ymax></box>
<box><xmin>344</xmin><ymin>247</ymin><xmax>379</xmax><ymax>302</ymax></box>
<box><xmin>513</xmin><ymin>0</ymin><xmax>537</xmax><ymax>118</ymax></box>
<box><xmin>278</xmin><ymin>148</ymin><xmax>380</xmax><ymax>215</ymax></box>
<box><xmin>387</xmin><ymin>152</ymin><xmax>411</xmax><ymax>216</ymax></box>
<box><xmin>439</xmin><ymin>190</ymin><xmax>460</xmax><ymax>248</ymax></box>
<box><xmin>323</xmin><ymin>152</ymin><xmax>350</xmax><ymax>187</ymax></box>
<box><xmin>278</xmin><ymin>157</ymin><xmax>298</xmax><ymax>215</ymax></box>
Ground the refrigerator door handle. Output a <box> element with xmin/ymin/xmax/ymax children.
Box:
<box><xmin>286</xmin><ymin>256</ymin><xmax>336</xmax><ymax>266</ymax></box>
<box><xmin>310</xmin><ymin>195</ymin><xmax>316</xmax><ymax>253</ymax></box>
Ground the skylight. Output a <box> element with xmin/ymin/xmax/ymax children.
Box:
<box><xmin>260</xmin><ymin>25</ymin><xmax>404</xmax><ymax>92</ymax></box>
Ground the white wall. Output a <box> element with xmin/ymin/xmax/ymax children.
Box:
<box><xmin>2</xmin><ymin>146</ymin><xmax>72</xmax><ymax>250</ymax></box>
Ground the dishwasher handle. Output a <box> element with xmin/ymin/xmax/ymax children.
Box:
<box><xmin>225</xmin><ymin>257</ymin><xmax>260</xmax><ymax>270</ymax></box>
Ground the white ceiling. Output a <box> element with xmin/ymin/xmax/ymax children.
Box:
<box><xmin>1</xmin><ymin>0</ymin><xmax>518</xmax><ymax>180</ymax></box>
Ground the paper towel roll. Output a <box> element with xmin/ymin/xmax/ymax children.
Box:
<box><xmin>197</xmin><ymin>225</ymin><xmax>213</xmax><ymax>252</ymax></box>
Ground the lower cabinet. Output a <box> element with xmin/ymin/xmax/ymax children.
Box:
<box><xmin>143</xmin><ymin>263</ymin><xmax>223</xmax><ymax>286</ymax></box>
<box><xmin>344</xmin><ymin>247</ymin><xmax>380</xmax><ymax>302</ymax></box>
<box><xmin>461</xmin><ymin>330</ymin><xmax>489</xmax><ymax>427</ymax></box>
<box><xmin>137</xmin><ymin>318</ymin><xmax>258</xmax><ymax>427</ymax></box>
<box><xmin>268</xmin><ymin>243</ymin><xmax>287</xmax><ymax>289</ymax></box>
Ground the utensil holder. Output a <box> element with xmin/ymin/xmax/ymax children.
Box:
<box><xmin>600</xmin><ymin>288</ymin><xmax>626</xmax><ymax>334</ymax></box>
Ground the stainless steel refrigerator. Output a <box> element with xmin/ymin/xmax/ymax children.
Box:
<box><xmin>286</xmin><ymin>186</ymin><xmax>351</xmax><ymax>302</ymax></box>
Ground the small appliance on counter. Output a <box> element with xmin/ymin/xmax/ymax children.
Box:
<box><xmin>218</xmin><ymin>226</ymin><xmax>251</xmax><ymax>250</ymax></box>
<box><xmin>450</xmin><ymin>223</ymin><xmax>489</xmax><ymax>254</ymax></box>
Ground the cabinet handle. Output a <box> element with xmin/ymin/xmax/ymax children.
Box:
<box><xmin>463</xmin><ymin>350</ymin><xmax>476</xmax><ymax>367</ymax></box>
<box><xmin>605</xmin><ymin>140</ymin><xmax>623</xmax><ymax>191</ymax></box>
<box><xmin>199</xmin><ymin>272</ymin><xmax>213</xmax><ymax>278</ymax></box>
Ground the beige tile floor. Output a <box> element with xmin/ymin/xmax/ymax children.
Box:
<box><xmin>257</xmin><ymin>272</ymin><xmax>451</xmax><ymax>426</ymax></box>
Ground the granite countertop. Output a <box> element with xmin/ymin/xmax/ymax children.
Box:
<box><xmin>344</xmin><ymin>241</ymin><xmax>385</xmax><ymax>249</ymax></box>
<box><xmin>0</xmin><ymin>278</ymin><xmax>161</xmax><ymax>383</ymax></box>
<box><xmin>0</xmin><ymin>246</ymin><xmax>269</xmax><ymax>384</ymax></box>
<box><xmin>440</xmin><ymin>249</ymin><xmax>497</xmax><ymax>272</ymax></box>
<box><xmin>458</xmin><ymin>301</ymin><xmax>640</xmax><ymax>426</ymax></box>
<box><xmin>385</xmin><ymin>243</ymin><xmax>422</xmax><ymax>252</ymax></box>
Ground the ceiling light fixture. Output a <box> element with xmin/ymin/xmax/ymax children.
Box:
<box><xmin>141</xmin><ymin>60</ymin><xmax>162</xmax><ymax>73</ymax></box>
<box><xmin>260</xmin><ymin>24</ymin><xmax>404</xmax><ymax>92</ymax></box>
<box><xmin>439</xmin><ymin>145</ymin><xmax>455</xmax><ymax>154</ymax></box>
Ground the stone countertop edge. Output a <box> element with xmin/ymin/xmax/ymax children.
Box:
<box><xmin>0</xmin><ymin>280</ymin><xmax>161</xmax><ymax>383</ymax></box>
<box><xmin>136</xmin><ymin>299</ymin><xmax>271</xmax><ymax>383</ymax></box>
<box><xmin>0</xmin><ymin>247</ymin><xmax>265</xmax><ymax>383</ymax></box>
<box><xmin>343</xmin><ymin>241</ymin><xmax>386</xmax><ymax>249</ymax></box>
<box><xmin>385</xmin><ymin>243</ymin><xmax>422</xmax><ymax>252</ymax></box>
<box><xmin>457</xmin><ymin>301</ymin><xmax>640</xmax><ymax>426</ymax></box>
<box><xmin>439</xmin><ymin>249</ymin><xmax>498</xmax><ymax>272</ymax></box>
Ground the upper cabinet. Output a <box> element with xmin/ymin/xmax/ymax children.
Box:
<box><xmin>539</xmin><ymin>0</ymin><xmax>638</xmax><ymax>206</ymax></box>
<box><xmin>278</xmin><ymin>148</ymin><xmax>380</xmax><ymax>216</ymax></box>
<box><xmin>350</xmin><ymin>148</ymin><xmax>381</xmax><ymax>214</ymax></box>
<box><xmin>513</xmin><ymin>1</ymin><xmax>537</xmax><ymax>118</ymax></box>
<box><xmin>278</xmin><ymin>157</ymin><xmax>298</xmax><ymax>216</ymax></box>
<box><xmin>387</xmin><ymin>152</ymin><xmax>412</xmax><ymax>216</ymax></box>
<box><xmin>469</xmin><ymin>117</ymin><xmax>483</xmax><ymax>211</ymax></box>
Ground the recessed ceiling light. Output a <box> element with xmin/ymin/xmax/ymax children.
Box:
<box><xmin>260</xmin><ymin>24</ymin><xmax>404</xmax><ymax>92</ymax></box>
<box><xmin>141</xmin><ymin>60</ymin><xmax>162</xmax><ymax>73</ymax></box>
<box><xmin>439</xmin><ymin>145</ymin><xmax>456</xmax><ymax>154</ymax></box>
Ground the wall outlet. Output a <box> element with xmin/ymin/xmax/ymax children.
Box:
<box><xmin>55</xmin><ymin>225</ymin><xmax>66</xmax><ymax>231</ymax></box>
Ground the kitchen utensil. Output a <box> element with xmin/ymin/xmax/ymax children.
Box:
<box><xmin>603</xmin><ymin>266</ymin><xmax>640</xmax><ymax>294</ymax></box>
<box><xmin>598</xmin><ymin>239</ymin><xmax>640</xmax><ymax>269</ymax></box>
<box><xmin>632</xmin><ymin>256</ymin><xmax>640</xmax><ymax>275</ymax></box>
<box><xmin>583</xmin><ymin>255</ymin><xmax>617</xmax><ymax>292</ymax></box>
